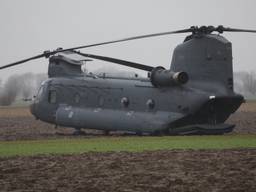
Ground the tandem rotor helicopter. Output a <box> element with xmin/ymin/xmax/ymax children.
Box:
<box><xmin>1</xmin><ymin>25</ymin><xmax>256</xmax><ymax>135</ymax></box>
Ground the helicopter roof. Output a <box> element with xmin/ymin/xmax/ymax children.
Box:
<box><xmin>50</xmin><ymin>53</ymin><xmax>92</xmax><ymax>65</ymax></box>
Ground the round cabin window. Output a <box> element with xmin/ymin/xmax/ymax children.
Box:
<box><xmin>146</xmin><ymin>99</ymin><xmax>155</xmax><ymax>109</ymax></box>
<box><xmin>121</xmin><ymin>97</ymin><xmax>129</xmax><ymax>108</ymax></box>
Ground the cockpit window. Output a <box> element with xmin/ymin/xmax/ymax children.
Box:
<box><xmin>49</xmin><ymin>90</ymin><xmax>57</xmax><ymax>104</ymax></box>
<box><xmin>37</xmin><ymin>86</ymin><xmax>44</xmax><ymax>99</ymax></box>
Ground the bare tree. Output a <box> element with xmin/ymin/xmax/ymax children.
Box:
<box><xmin>242</xmin><ymin>71</ymin><xmax>256</xmax><ymax>95</ymax></box>
<box><xmin>0</xmin><ymin>75</ymin><xmax>20</xmax><ymax>105</ymax></box>
<box><xmin>234</xmin><ymin>71</ymin><xmax>256</xmax><ymax>97</ymax></box>
<box><xmin>0</xmin><ymin>73</ymin><xmax>47</xmax><ymax>106</ymax></box>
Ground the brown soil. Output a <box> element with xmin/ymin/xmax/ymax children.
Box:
<box><xmin>0</xmin><ymin>149</ymin><xmax>255</xmax><ymax>192</ymax></box>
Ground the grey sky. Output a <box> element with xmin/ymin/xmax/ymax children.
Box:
<box><xmin>0</xmin><ymin>0</ymin><xmax>256</xmax><ymax>81</ymax></box>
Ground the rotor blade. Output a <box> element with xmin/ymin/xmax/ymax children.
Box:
<box><xmin>0</xmin><ymin>53</ymin><xmax>46</xmax><ymax>70</ymax></box>
<box><xmin>59</xmin><ymin>28</ymin><xmax>192</xmax><ymax>53</ymax></box>
<box><xmin>0</xmin><ymin>28</ymin><xmax>192</xmax><ymax>70</ymax></box>
<box><xmin>2</xmin><ymin>25</ymin><xmax>256</xmax><ymax>70</ymax></box>
<box><xmin>223</xmin><ymin>27</ymin><xmax>256</xmax><ymax>33</ymax></box>
<box><xmin>215</xmin><ymin>26</ymin><xmax>256</xmax><ymax>33</ymax></box>
<box><xmin>74</xmin><ymin>51</ymin><xmax>154</xmax><ymax>71</ymax></box>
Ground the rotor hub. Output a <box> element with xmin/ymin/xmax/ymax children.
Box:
<box><xmin>190</xmin><ymin>25</ymin><xmax>225</xmax><ymax>35</ymax></box>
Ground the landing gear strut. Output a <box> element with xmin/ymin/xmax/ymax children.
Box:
<box><xmin>73</xmin><ymin>128</ymin><xmax>86</xmax><ymax>135</ymax></box>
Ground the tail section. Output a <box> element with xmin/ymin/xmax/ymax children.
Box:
<box><xmin>171</xmin><ymin>34</ymin><xmax>234</xmax><ymax>93</ymax></box>
<box><xmin>169</xmin><ymin>95</ymin><xmax>244</xmax><ymax>135</ymax></box>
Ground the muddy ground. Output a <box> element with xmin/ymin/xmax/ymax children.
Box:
<box><xmin>1</xmin><ymin>149</ymin><xmax>256</xmax><ymax>192</ymax></box>
<box><xmin>0</xmin><ymin>103</ymin><xmax>255</xmax><ymax>191</ymax></box>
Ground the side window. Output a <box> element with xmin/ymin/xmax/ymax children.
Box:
<box><xmin>49</xmin><ymin>90</ymin><xmax>57</xmax><ymax>104</ymax></box>
<box><xmin>74</xmin><ymin>93</ymin><xmax>80</xmax><ymax>104</ymax></box>
<box><xmin>98</xmin><ymin>96</ymin><xmax>104</xmax><ymax>107</ymax></box>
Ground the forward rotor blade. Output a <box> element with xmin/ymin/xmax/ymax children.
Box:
<box><xmin>74</xmin><ymin>51</ymin><xmax>154</xmax><ymax>71</ymax></box>
<box><xmin>0</xmin><ymin>28</ymin><xmax>192</xmax><ymax>70</ymax></box>
<box><xmin>0</xmin><ymin>53</ymin><xmax>46</xmax><ymax>70</ymax></box>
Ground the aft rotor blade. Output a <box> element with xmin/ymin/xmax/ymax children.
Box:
<box><xmin>74</xmin><ymin>51</ymin><xmax>154</xmax><ymax>71</ymax></box>
<box><xmin>223</xmin><ymin>27</ymin><xmax>256</xmax><ymax>33</ymax></box>
<box><xmin>214</xmin><ymin>26</ymin><xmax>256</xmax><ymax>33</ymax></box>
<box><xmin>59</xmin><ymin>28</ymin><xmax>192</xmax><ymax>52</ymax></box>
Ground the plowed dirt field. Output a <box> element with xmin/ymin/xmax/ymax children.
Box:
<box><xmin>1</xmin><ymin>150</ymin><xmax>255</xmax><ymax>192</ymax></box>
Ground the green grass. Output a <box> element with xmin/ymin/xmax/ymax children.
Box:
<box><xmin>0</xmin><ymin>135</ymin><xmax>255</xmax><ymax>157</ymax></box>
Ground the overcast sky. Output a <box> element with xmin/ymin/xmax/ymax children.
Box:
<box><xmin>0</xmin><ymin>0</ymin><xmax>256</xmax><ymax>81</ymax></box>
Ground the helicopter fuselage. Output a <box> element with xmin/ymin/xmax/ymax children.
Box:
<box><xmin>30</xmin><ymin>72</ymin><xmax>243</xmax><ymax>135</ymax></box>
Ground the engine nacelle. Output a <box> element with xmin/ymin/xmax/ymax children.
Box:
<box><xmin>150</xmin><ymin>66</ymin><xmax>189</xmax><ymax>87</ymax></box>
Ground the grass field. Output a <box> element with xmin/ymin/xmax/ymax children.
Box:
<box><xmin>0</xmin><ymin>134</ymin><xmax>255</xmax><ymax>157</ymax></box>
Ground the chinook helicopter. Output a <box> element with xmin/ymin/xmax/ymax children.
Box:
<box><xmin>1</xmin><ymin>25</ymin><xmax>256</xmax><ymax>135</ymax></box>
